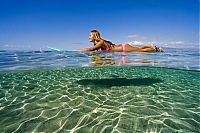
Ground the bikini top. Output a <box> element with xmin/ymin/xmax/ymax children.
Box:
<box><xmin>100</xmin><ymin>47</ymin><xmax>111</xmax><ymax>52</ymax></box>
<box><xmin>99</xmin><ymin>40</ymin><xmax>115</xmax><ymax>52</ymax></box>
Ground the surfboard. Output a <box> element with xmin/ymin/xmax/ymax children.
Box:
<box><xmin>47</xmin><ymin>46</ymin><xmax>79</xmax><ymax>52</ymax></box>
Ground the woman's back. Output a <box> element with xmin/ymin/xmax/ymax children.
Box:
<box><xmin>98</xmin><ymin>40</ymin><xmax>115</xmax><ymax>52</ymax></box>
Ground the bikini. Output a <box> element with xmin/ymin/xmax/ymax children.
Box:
<box><xmin>100</xmin><ymin>44</ymin><xmax>126</xmax><ymax>52</ymax></box>
<box><xmin>100</xmin><ymin>40</ymin><xmax>114</xmax><ymax>52</ymax></box>
<box><xmin>100</xmin><ymin>47</ymin><xmax>111</xmax><ymax>52</ymax></box>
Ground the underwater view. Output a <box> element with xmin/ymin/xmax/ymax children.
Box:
<box><xmin>0</xmin><ymin>48</ymin><xmax>199</xmax><ymax>133</ymax></box>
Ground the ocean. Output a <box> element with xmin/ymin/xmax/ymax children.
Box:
<box><xmin>0</xmin><ymin>48</ymin><xmax>199</xmax><ymax>132</ymax></box>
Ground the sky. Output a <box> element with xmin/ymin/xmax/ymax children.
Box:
<box><xmin>0</xmin><ymin>0</ymin><xmax>199</xmax><ymax>50</ymax></box>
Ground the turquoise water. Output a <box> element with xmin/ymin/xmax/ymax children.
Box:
<box><xmin>0</xmin><ymin>49</ymin><xmax>199</xmax><ymax>132</ymax></box>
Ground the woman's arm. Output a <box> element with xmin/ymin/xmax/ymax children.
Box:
<box><xmin>80</xmin><ymin>40</ymin><xmax>104</xmax><ymax>52</ymax></box>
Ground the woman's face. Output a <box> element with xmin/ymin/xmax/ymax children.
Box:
<box><xmin>89</xmin><ymin>33</ymin><xmax>95</xmax><ymax>42</ymax></box>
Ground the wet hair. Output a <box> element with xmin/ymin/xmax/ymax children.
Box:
<box><xmin>90</xmin><ymin>30</ymin><xmax>102</xmax><ymax>40</ymax></box>
<box><xmin>90</xmin><ymin>30</ymin><xmax>114</xmax><ymax>43</ymax></box>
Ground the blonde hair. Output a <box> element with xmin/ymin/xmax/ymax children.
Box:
<box><xmin>90</xmin><ymin>30</ymin><xmax>102</xmax><ymax>41</ymax></box>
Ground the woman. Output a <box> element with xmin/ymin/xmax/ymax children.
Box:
<box><xmin>80</xmin><ymin>30</ymin><xmax>163</xmax><ymax>52</ymax></box>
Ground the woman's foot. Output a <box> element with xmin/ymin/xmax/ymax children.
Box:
<box><xmin>154</xmin><ymin>46</ymin><xmax>163</xmax><ymax>52</ymax></box>
<box><xmin>158</xmin><ymin>48</ymin><xmax>163</xmax><ymax>52</ymax></box>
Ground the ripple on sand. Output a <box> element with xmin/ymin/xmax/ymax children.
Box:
<box><xmin>0</xmin><ymin>66</ymin><xmax>199</xmax><ymax>132</ymax></box>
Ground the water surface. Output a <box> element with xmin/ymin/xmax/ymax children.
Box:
<box><xmin>0</xmin><ymin>48</ymin><xmax>199</xmax><ymax>132</ymax></box>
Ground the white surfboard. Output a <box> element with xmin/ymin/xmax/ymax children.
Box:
<box><xmin>47</xmin><ymin>46</ymin><xmax>79</xmax><ymax>52</ymax></box>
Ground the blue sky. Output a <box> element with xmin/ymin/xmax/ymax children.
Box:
<box><xmin>0</xmin><ymin>0</ymin><xmax>199</xmax><ymax>50</ymax></box>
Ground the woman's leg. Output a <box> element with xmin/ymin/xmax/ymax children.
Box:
<box><xmin>116</xmin><ymin>44</ymin><xmax>162</xmax><ymax>52</ymax></box>
<box><xmin>138</xmin><ymin>45</ymin><xmax>154</xmax><ymax>49</ymax></box>
<box><xmin>124</xmin><ymin>44</ymin><xmax>142</xmax><ymax>52</ymax></box>
<box><xmin>139</xmin><ymin>45</ymin><xmax>163</xmax><ymax>52</ymax></box>
<box><xmin>124</xmin><ymin>44</ymin><xmax>156</xmax><ymax>52</ymax></box>
<box><xmin>141</xmin><ymin>47</ymin><xmax>156</xmax><ymax>52</ymax></box>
